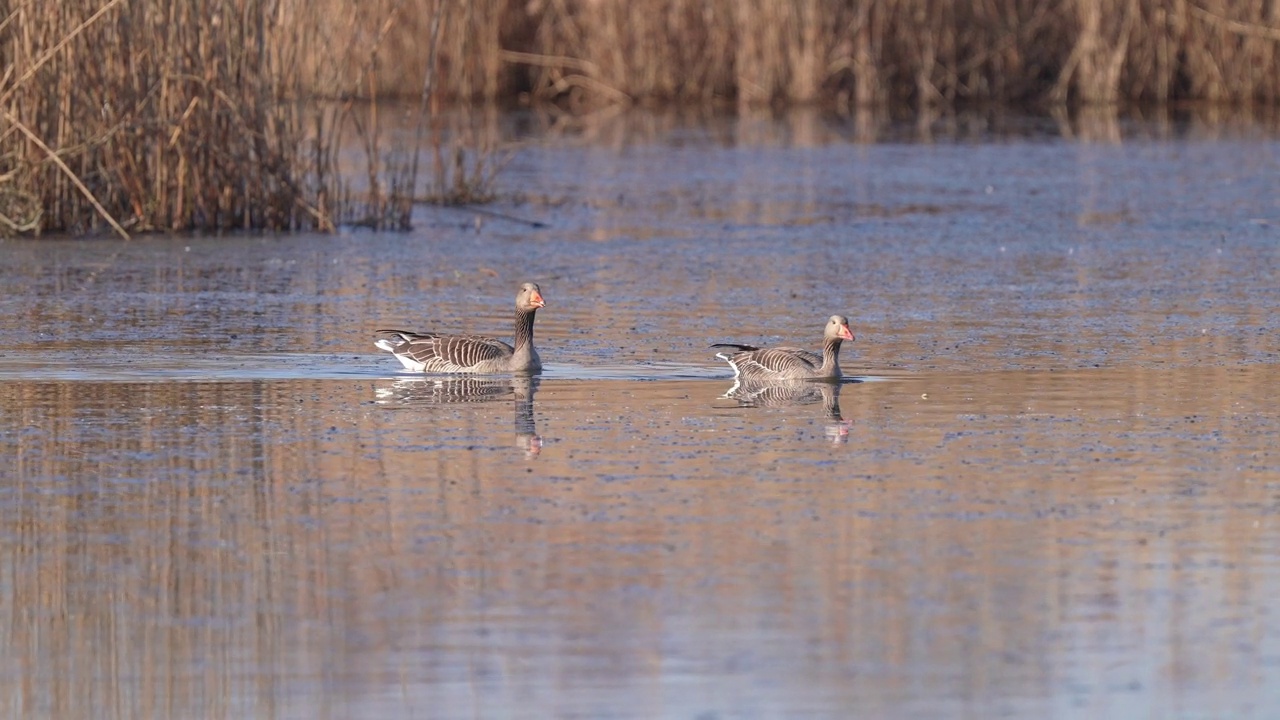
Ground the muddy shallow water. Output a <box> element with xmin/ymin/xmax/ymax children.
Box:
<box><xmin>1</xmin><ymin>111</ymin><xmax>1279</xmax><ymax>718</ymax></box>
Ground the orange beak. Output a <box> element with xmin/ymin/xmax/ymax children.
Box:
<box><xmin>839</xmin><ymin>324</ymin><xmax>854</xmax><ymax>341</ymax></box>
<box><xmin>530</xmin><ymin>290</ymin><xmax>546</xmax><ymax>308</ymax></box>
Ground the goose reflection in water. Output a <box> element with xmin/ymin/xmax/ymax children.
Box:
<box><xmin>719</xmin><ymin>378</ymin><xmax>856</xmax><ymax>444</ymax></box>
<box><xmin>374</xmin><ymin>375</ymin><xmax>542</xmax><ymax>458</ymax></box>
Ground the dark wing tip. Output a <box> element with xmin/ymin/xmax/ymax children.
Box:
<box><xmin>375</xmin><ymin>329</ymin><xmax>433</xmax><ymax>341</ymax></box>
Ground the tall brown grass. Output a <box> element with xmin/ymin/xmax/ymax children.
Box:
<box><xmin>0</xmin><ymin>0</ymin><xmax>482</xmax><ymax>236</ymax></box>
<box><xmin>2</xmin><ymin>0</ymin><xmax>318</xmax><ymax>235</ymax></box>
<box><xmin>3</xmin><ymin>0</ymin><xmax>1279</xmax><ymax>236</ymax></box>
<box><xmin>367</xmin><ymin>0</ymin><xmax>1280</xmax><ymax>109</ymax></box>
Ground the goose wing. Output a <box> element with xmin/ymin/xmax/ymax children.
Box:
<box><xmin>710</xmin><ymin>343</ymin><xmax>760</xmax><ymax>353</ymax></box>
<box><xmin>375</xmin><ymin>330</ymin><xmax>513</xmax><ymax>373</ymax></box>
<box><xmin>718</xmin><ymin>346</ymin><xmax>821</xmax><ymax>379</ymax></box>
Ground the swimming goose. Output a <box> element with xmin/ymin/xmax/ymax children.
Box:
<box><xmin>712</xmin><ymin>315</ymin><xmax>854</xmax><ymax>381</ymax></box>
<box><xmin>375</xmin><ymin>282</ymin><xmax>545</xmax><ymax>374</ymax></box>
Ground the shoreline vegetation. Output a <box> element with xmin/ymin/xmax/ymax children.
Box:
<box><xmin>2</xmin><ymin>0</ymin><xmax>1279</xmax><ymax>237</ymax></box>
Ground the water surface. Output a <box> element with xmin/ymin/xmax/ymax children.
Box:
<box><xmin>1</xmin><ymin>110</ymin><xmax>1278</xmax><ymax>719</ymax></box>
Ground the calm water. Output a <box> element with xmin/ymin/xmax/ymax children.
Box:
<box><xmin>1</xmin><ymin>110</ymin><xmax>1279</xmax><ymax>719</ymax></box>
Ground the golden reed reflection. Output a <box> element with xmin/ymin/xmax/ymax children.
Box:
<box><xmin>0</xmin><ymin>366</ymin><xmax>1277</xmax><ymax>717</ymax></box>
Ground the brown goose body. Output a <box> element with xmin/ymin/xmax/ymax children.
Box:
<box><xmin>713</xmin><ymin>315</ymin><xmax>854</xmax><ymax>382</ymax></box>
<box><xmin>375</xmin><ymin>282</ymin><xmax>545</xmax><ymax>374</ymax></box>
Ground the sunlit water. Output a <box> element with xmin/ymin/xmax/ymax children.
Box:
<box><xmin>1</xmin><ymin>110</ymin><xmax>1279</xmax><ymax>719</ymax></box>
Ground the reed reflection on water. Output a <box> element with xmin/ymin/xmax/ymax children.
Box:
<box><xmin>2</xmin><ymin>365</ymin><xmax>1279</xmax><ymax>718</ymax></box>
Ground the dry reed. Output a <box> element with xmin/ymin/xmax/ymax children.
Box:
<box><xmin>0</xmin><ymin>0</ymin><xmax>492</xmax><ymax>236</ymax></box>
<box><xmin>355</xmin><ymin>0</ymin><xmax>1280</xmax><ymax>109</ymax></box>
<box><xmin>2</xmin><ymin>0</ymin><xmax>327</xmax><ymax>235</ymax></box>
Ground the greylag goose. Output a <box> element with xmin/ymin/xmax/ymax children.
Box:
<box><xmin>374</xmin><ymin>282</ymin><xmax>545</xmax><ymax>374</ymax></box>
<box><xmin>712</xmin><ymin>315</ymin><xmax>854</xmax><ymax>381</ymax></box>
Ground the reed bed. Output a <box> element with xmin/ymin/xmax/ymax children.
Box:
<box><xmin>2</xmin><ymin>0</ymin><xmax>1279</xmax><ymax>236</ymax></box>
<box><xmin>363</xmin><ymin>0</ymin><xmax>1280</xmax><ymax>109</ymax></box>
<box><xmin>3</xmin><ymin>0</ymin><xmax>315</xmax><ymax>235</ymax></box>
<box><xmin>0</xmin><ymin>0</ymin><xmax>473</xmax><ymax>236</ymax></box>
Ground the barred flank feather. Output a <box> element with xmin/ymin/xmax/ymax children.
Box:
<box><xmin>373</xmin><ymin>331</ymin><xmax>517</xmax><ymax>373</ymax></box>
